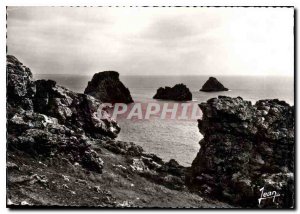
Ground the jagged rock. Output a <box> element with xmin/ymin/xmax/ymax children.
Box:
<box><xmin>200</xmin><ymin>77</ymin><xmax>228</xmax><ymax>92</ymax></box>
<box><xmin>6</xmin><ymin>55</ymin><xmax>36</xmax><ymax>110</ymax></box>
<box><xmin>84</xmin><ymin>71</ymin><xmax>133</xmax><ymax>104</ymax></box>
<box><xmin>100</xmin><ymin>140</ymin><xmax>144</xmax><ymax>156</ymax></box>
<box><xmin>140</xmin><ymin>170</ymin><xmax>185</xmax><ymax>191</ymax></box>
<box><xmin>7</xmin><ymin>125</ymin><xmax>104</xmax><ymax>173</ymax></box>
<box><xmin>34</xmin><ymin>79</ymin><xmax>120</xmax><ymax>138</ymax></box>
<box><xmin>128</xmin><ymin>158</ymin><xmax>149</xmax><ymax>172</ymax></box>
<box><xmin>7</xmin><ymin>55</ymin><xmax>236</xmax><ymax>208</ymax></box>
<box><xmin>159</xmin><ymin>159</ymin><xmax>185</xmax><ymax>177</ymax></box>
<box><xmin>187</xmin><ymin>96</ymin><xmax>294</xmax><ymax>208</ymax></box>
<box><xmin>81</xmin><ymin>149</ymin><xmax>104</xmax><ymax>173</ymax></box>
<box><xmin>126</xmin><ymin>156</ymin><xmax>187</xmax><ymax>191</ymax></box>
<box><xmin>6</xmin><ymin>55</ymin><xmax>117</xmax><ymax>173</ymax></box>
<box><xmin>141</xmin><ymin>154</ymin><xmax>164</xmax><ymax>170</ymax></box>
<box><xmin>153</xmin><ymin>84</ymin><xmax>192</xmax><ymax>101</ymax></box>
<box><xmin>7</xmin><ymin>55</ymin><xmax>120</xmax><ymax>139</ymax></box>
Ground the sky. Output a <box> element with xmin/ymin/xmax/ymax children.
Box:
<box><xmin>7</xmin><ymin>7</ymin><xmax>294</xmax><ymax>76</ymax></box>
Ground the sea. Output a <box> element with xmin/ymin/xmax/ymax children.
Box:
<box><xmin>34</xmin><ymin>74</ymin><xmax>294</xmax><ymax>166</ymax></box>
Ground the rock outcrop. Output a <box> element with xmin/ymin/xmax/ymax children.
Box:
<box><xmin>10</xmin><ymin>55</ymin><xmax>294</xmax><ymax>208</ymax></box>
<box><xmin>187</xmin><ymin>96</ymin><xmax>294</xmax><ymax>208</ymax></box>
<box><xmin>7</xmin><ymin>55</ymin><xmax>36</xmax><ymax>110</ymax></box>
<box><xmin>84</xmin><ymin>71</ymin><xmax>133</xmax><ymax>104</ymax></box>
<box><xmin>99</xmin><ymin>140</ymin><xmax>186</xmax><ymax>190</ymax></box>
<box><xmin>34</xmin><ymin>79</ymin><xmax>120</xmax><ymax>138</ymax></box>
<box><xmin>200</xmin><ymin>77</ymin><xmax>228</xmax><ymax>92</ymax></box>
<box><xmin>7</xmin><ymin>55</ymin><xmax>120</xmax><ymax>173</ymax></box>
<box><xmin>8</xmin><ymin>55</ymin><xmax>234</xmax><ymax>208</ymax></box>
<box><xmin>153</xmin><ymin>84</ymin><xmax>192</xmax><ymax>101</ymax></box>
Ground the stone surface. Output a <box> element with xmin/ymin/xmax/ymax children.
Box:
<box><xmin>7</xmin><ymin>55</ymin><xmax>36</xmax><ymax>110</ymax></box>
<box><xmin>200</xmin><ymin>77</ymin><xmax>228</xmax><ymax>92</ymax></box>
<box><xmin>187</xmin><ymin>96</ymin><xmax>294</xmax><ymax>208</ymax></box>
<box><xmin>84</xmin><ymin>71</ymin><xmax>133</xmax><ymax>104</ymax></box>
<box><xmin>99</xmin><ymin>139</ymin><xmax>186</xmax><ymax>190</ymax></box>
<box><xmin>6</xmin><ymin>55</ymin><xmax>192</xmax><ymax>206</ymax></box>
<box><xmin>7</xmin><ymin>111</ymin><xmax>105</xmax><ymax>173</ymax></box>
<box><xmin>6</xmin><ymin>56</ymin><xmax>122</xmax><ymax>173</ymax></box>
<box><xmin>34</xmin><ymin>79</ymin><xmax>120</xmax><ymax>138</ymax></box>
<box><xmin>153</xmin><ymin>84</ymin><xmax>192</xmax><ymax>101</ymax></box>
<box><xmin>100</xmin><ymin>140</ymin><xmax>144</xmax><ymax>156</ymax></box>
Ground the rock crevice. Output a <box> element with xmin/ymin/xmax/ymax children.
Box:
<box><xmin>7</xmin><ymin>56</ymin><xmax>121</xmax><ymax>173</ymax></box>
<box><xmin>187</xmin><ymin>96</ymin><xmax>294</xmax><ymax>208</ymax></box>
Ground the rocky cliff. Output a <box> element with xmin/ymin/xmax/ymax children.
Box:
<box><xmin>7</xmin><ymin>55</ymin><xmax>36</xmax><ymax>110</ymax></box>
<box><xmin>84</xmin><ymin>71</ymin><xmax>133</xmax><ymax>104</ymax></box>
<box><xmin>7</xmin><ymin>56</ymin><xmax>232</xmax><ymax>208</ymax></box>
<box><xmin>187</xmin><ymin>96</ymin><xmax>294</xmax><ymax>208</ymax></box>
<box><xmin>7</xmin><ymin>55</ymin><xmax>120</xmax><ymax>174</ymax></box>
<box><xmin>200</xmin><ymin>77</ymin><xmax>228</xmax><ymax>92</ymax></box>
<box><xmin>153</xmin><ymin>84</ymin><xmax>192</xmax><ymax>101</ymax></box>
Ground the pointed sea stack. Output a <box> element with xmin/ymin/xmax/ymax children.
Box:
<box><xmin>84</xmin><ymin>71</ymin><xmax>133</xmax><ymax>104</ymax></box>
<box><xmin>153</xmin><ymin>84</ymin><xmax>192</xmax><ymax>101</ymax></box>
<box><xmin>200</xmin><ymin>77</ymin><xmax>228</xmax><ymax>92</ymax></box>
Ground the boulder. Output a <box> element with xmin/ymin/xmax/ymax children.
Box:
<box><xmin>100</xmin><ymin>140</ymin><xmax>144</xmax><ymax>156</ymax></box>
<box><xmin>34</xmin><ymin>79</ymin><xmax>120</xmax><ymax>138</ymax></box>
<box><xmin>6</xmin><ymin>56</ymin><xmax>125</xmax><ymax>173</ymax></box>
<box><xmin>200</xmin><ymin>77</ymin><xmax>228</xmax><ymax>92</ymax></box>
<box><xmin>84</xmin><ymin>71</ymin><xmax>133</xmax><ymax>104</ymax></box>
<box><xmin>7</xmin><ymin>113</ymin><xmax>104</xmax><ymax>173</ymax></box>
<box><xmin>159</xmin><ymin>159</ymin><xmax>185</xmax><ymax>177</ymax></box>
<box><xmin>7</xmin><ymin>55</ymin><xmax>120</xmax><ymax>139</ymax></box>
<box><xmin>6</xmin><ymin>55</ymin><xmax>36</xmax><ymax>110</ymax></box>
<box><xmin>187</xmin><ymin>96</ymin><xmax>294</xmax><ymax>208</ymax></box>
<box><xmin>153</xmin><ymin>84</ymin><xmax>192</xmax><ymax>101</ymax></box>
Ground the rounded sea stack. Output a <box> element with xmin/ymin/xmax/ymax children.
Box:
<box><xmin>153</xmin><ymin>84</ymin><xmax>192</xmax><ymax>101</ymax></box>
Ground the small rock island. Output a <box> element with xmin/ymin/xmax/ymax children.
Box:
<box><xmin>84</xmin><ymin>71</ymin><xmax>133</xmax><ymax>104</ymax></box>
<box><xmin>153</xmin><ymin>84</ymin><xmax>192</xmax><ymax>101</ymax></box>
<box><xmin>200</xmin><ymin>77</ymin><xmax>228</xmax><ymax>92</ymax></box>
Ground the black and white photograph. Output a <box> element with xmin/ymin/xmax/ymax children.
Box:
<box><xmin>5</xmin><ymin>5</ymin><xmax>295</xmax><ymax>209</ymax></box>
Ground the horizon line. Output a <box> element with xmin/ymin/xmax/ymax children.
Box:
<box><xmin>33</xmin><ymin>73</ymin><xmax>294</xmax><ymax>77</ymax></box>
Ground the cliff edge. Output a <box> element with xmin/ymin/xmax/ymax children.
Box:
<box><xmin>187</xmin><ymin>96</ymin><xmax>294</xmax><ymax>208</ymax></box>
<box><xmin>6</xmin><ymin>56</ymin><xmax>231</xmax><ymax>208</ymax></box>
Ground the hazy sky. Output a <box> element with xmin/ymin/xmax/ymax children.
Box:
<box><xmin>7</xmin><ymin>7</ymin><xmax>294</xmax><ymax>76</ymax></box>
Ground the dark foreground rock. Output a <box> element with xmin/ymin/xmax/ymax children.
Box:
<box><xmin>99</xmin><ymin>140</ymin><xmax>186</xmax><ymax>190</ymax></box>
<box><xmin>7</xmin><ymin>55</ymin><xmax>232</xmax><ymax>208</ymax></box>
<box><xmin>7</xmin><ymin>55</ymin><xmax>36</xmax><ymax>110</ymax></box>
<box><xmin>6</xmin><ymin>55</ymin><xmax>119</xmax><ymax>173</ymax></box>
<box><xmin>187</xmin><ymin>96</ymin><xmax>294</xmax><ymax>208</ymax></box>
<box><xmin>153</xmin><ymin>84</ymin><xmax>192</xmax><ymax>101</ymax></box>
<box><xmin>33</xmin><ymin>79</ymin><xmax>120</xmax><ymax>138</ymax></box>
<box><xmin>200</xmin><ymin>77</ymin><xmax>228</xmax><ymax>92</ymax></box>
<box><xmin>84</xmin><ymin>71</ymin><xmax>133</xmax><ymax>104</ymax></box>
